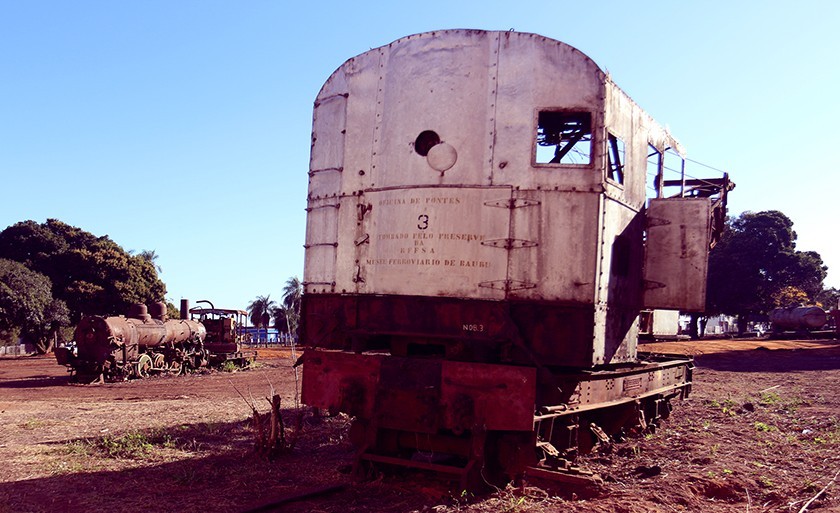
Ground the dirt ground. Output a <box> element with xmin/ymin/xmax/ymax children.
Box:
<box><xmin>1</xmin><ymin>339</ymin><xmax>839</xmax><ymax>513</ymax></box>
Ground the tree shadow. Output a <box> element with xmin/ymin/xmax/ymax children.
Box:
<box><xmin>0</xmin><ymin>374</ymin><xmax>71</xmax><ymax>388</ymax></box>
<box><xmin>695</xmin><ymin>346</ymin><xmax>840</xmax><ymax>373</ymax></box>
<box><xmin>0</xmin><ymin>415</ymin><xmax>456</xmax><ymax>513</ymax></box>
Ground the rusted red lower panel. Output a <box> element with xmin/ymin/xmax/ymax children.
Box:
<box><xmin>301</xmin><ymin>349</ymin><xmax>536</xmax><ymax>432</ymax></box>
<box><xmin>300</xmin><ymin>294</ymin><xmax>596</xmax><ymax>367</ymax></box>
<box><xmin>301</xmin><ymin>350</ymin><xmax>383</xmax><ymax>419</ymax></box>
<box><xmin>441</xmin><ymin>360</ymin><xmax>536</xmax><ymax>432</ymax></box>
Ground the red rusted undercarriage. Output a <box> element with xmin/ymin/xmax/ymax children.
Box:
<box><xmin>301</xmin><ymin>295</ymin><xmax>692</xmax><ymax>489</ymax></box>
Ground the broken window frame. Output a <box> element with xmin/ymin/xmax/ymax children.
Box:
<box><xmin>534</xmin><ymin>110</ymin><xmax>593</xmax><ymax>166</ymax></box>
<box><xmin>646</xmin><ymin>143</ymin><xmax>663</xmax><ymax>200</ymax></box>
<box><xmin>606</xmin><ymin>132</ymin><xmax>626</xmax><ymax>186</ymax></box>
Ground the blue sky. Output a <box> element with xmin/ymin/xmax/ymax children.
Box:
<box><xmin>2</xmin><ymin>1</ymin><xmax>838</xmax><ymax>311</ymax></box>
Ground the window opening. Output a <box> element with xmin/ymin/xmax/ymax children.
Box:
<box><xmin>535</xmin><ymin>111</ymin><xmax>592</xmax><ymax>165</ymax></box>
<box><xmin>646</xmin><ymin>144</ymin><xmax>662</xmax><ymax>200</ymax></box>
<box><xmin>607</xmin><ymin>133</ymin><xmax>625</xmax><ymax>184</ymax></box>
<box><xmin>662</xmin><ymin>148</ymin><xmax>685</xmax><ymax>197</ymax></box>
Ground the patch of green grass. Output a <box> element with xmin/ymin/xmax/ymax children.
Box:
<box><xmin>759</xmin><ymin>391</ymin><xmax>782</xmax><ymax>405</ymax></box>
<box><xmin>48</xmin><ymin>460</ymin><xmax>86</xmax><ymax>475</ymax></box>
<box><xmin>754</xmin><ymin>422</ymin><xmax>776</xmax><ymax>432</ymax></box>
<box><xmin>58</xmin><ymin>440</ymin><xmax>91</xmax><ymax>456</ymax></box>
<box><xmin>758</xmin><ymin>475</ymin><xmax>775</xmax><ymax>488</ymax></box>
<box><xmin>20</xmin><ymin>419</ymin><xmax>45</xmax><ymax>430</ymax></box>
<box><xmin>707</xmin><ymin>398</ymin><xmax>739</xmax><ymax>416</ymax></box>
<box><xmin>221</xmin><ymin>361</ymin><xmax>237</xmax><ymax>373</ymax></box>
<box><xmin>758</xmin><ymin>391</ymin><xmax>802</xmax><ymax>413</ymax></box>
<box><xmin>96</xmin><ymin>431</ymin><xmax>155</xmax><ymax>459</ymax></box>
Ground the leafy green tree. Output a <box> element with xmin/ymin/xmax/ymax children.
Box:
<box><xmin>771</xmin><ymin>286</ymin><xmax>809</xmax><ymax>308</ymax></box>
<box><xmin>706</xmin><ymin>211</ymin><xmax>828</xmax><ymax>331</ymax></box>
<box><xmin>0</xmin><ymin>220</ymin><xmax>167</xmax><ymax>321</ymax></box>
<box><xmin>166</xmin><ymin>301</ymin><xmax>181</xmax><ymax>320</ymax></box>
<box><xmin>0</xmin><ymin>259</ymin><xmax>70</xmax><ymax>353</ymax></box>
<box><xmin>816</xmin><ymin>287</ymin><xmax>840</xmax><ymax>311</ymax></box>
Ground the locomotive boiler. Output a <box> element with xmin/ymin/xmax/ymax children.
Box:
<box><xmin>57</xmin><ymin>301</ymin><xmax>207</xmax><ymax>382</ymax></box>
<box><xmin>300</xmin><ymin>30</ymin><xmax>733</xmax><ymax>488</ymax></box>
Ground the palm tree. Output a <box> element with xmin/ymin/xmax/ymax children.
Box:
<box><xmin>271</xmin><ymin>305</ymin><xmax>289</xmax><ymax>333</ymax></box>
<box><xmin>138</xmin><ymin>249</ymin><xmax>162</xmax><ymax>274</ymax></box>
<box><xmin>247</xmin><ymin>295</ymin><xmax>276</xmax><ymax>344</ymax></box>
<box><xmin>281</xmin><ymin>276</ymin><xmax>302</xmax><ymax>342</ymax></box>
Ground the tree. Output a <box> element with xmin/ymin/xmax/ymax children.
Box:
<box><xmin>247</xmin><ymin>295</ymin><xmax>276</xmax><ymax>328</ymax></box>
<box><xmin>271</xmin><ymin>305</ymin><xmax>289</xmax><ymax>333</ymax></box>
<box><xmin>771</xmin><ymin>286</ymin><xmax>809</xmax><ymax>308</ymax></box>
<box><xmin>816</xmin><ymin>287</ymin><xmax>840</xmax><ymax>311</ymax></box>
<box><xmin>281</xmin><ymin>276</ymin><xmax>303</xmax><ymax>341</ymax></box>
<box><xmin>0</xmin><ymin>220</ymin><xmax>167</xmax><ymax>321</ymax></box>
<box><xmin>0</xmin><ymin>259</ymin><xmax>70</xmax><ymax>353</ymax></box>
<box><xmin>706</xmin><ymin>211</ymin><xmax>828</xmax><ymax>331</ymax></box>
<box><xmin>137</xmin><ymin>249</ymin><xmax>162</xmax><ymax>273</ymax></box>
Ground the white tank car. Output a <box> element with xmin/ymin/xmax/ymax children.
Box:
<box><xmin>301</xmin><ymin>30</ymin><xmax>732</xmax><ymax>488</ymax></box>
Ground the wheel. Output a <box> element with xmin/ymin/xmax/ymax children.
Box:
<box><xmin>136</xmin><ymin>354</ymin><xmax>152</xmax><ymax>378</ymax></box>
<box><xmin>168</xmin><ymin>359</ymin><xmax>183</xmax><ymax>375</ymax></box>
<box><xmin>152</xmin><ymin>353</ymin><xmax>165</xmax><ymax>373</ymax></box>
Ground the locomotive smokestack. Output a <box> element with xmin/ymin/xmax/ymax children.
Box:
<box><xmin>180</xmin><ymin>299</ymin><xmax>189</xmax><ymax>320</ymax></box>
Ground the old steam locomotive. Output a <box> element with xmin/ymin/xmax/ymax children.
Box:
<box><xmin>56</xmin><ymin>300</ymin><xmax>254</xmax><ymax>382</ymax></box>
<box><xmin>300</xmin><ymin>30</ymin><xmax>733</xmax><ymax>487</ymax></box>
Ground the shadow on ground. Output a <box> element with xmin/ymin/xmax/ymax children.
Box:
<box><xmin>0</xmin><ymin>413</ymin><xmax>457</xmax><ymax>513</ymax></box>
<box><xmin>696</xmin><ymin>346</ymin><xmax>840</xmax><ymax>372</ymax></box>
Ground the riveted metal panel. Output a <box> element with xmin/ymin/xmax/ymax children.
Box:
<box><xmin>507</xmin><ymin>190</ymin><xmax>600</xmax><ymax>304</ymax></box>
<box><xmin>310</xmin><ymin>94</ymin><xmax>347</xmax><ymax>173</ymax></box>
<box><xmin>355</xmin><ymin>187</ymin><xmax>511</xmax><ymax>299</ymax></box>
<box><xmin>303</xmin><ymin>199</ymin><xmax>340</xmax><ymax>292</ymax></box>
<box><xmin>371</xmin><ymin>31</ymin><xmax>496</xmax><ymax>189</ymax></box>
<box><xmin>593</xmin><ymin>198</ymin><xmax>645</xmax><ymax>365</ymax></box>
<box><xmin>643</xmin><ymin>198</ymin><xmax>712</xmax><ymax>311</ymax></box>
<box><xmin>308</xmin><ymin>170</ymin><xmax>343</xmax><ymax>201</ymax></box>
<box><xmin>492</xmin><ymin>32</ymin><xmax>605</xmax><ymax>191</ymax></box>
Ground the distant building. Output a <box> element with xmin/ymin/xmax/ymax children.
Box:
<box><xmin>0</xmin><ymin>337</ymin><xmax>36</xmax><ymax>356</ymax></box>
<box><xmin>242</xmin><ymin>327</ymin><xmax>280</xmax><ymax>344</ymax></box>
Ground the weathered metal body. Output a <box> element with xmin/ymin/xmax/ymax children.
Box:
<box><xmin>57</xmin><ymin>302</ymin><xmax>206</xmax><ymax>382</ymax></box>
<box><xmin>188</xmin><ymin>306</ymin><xmax>257</xmax><ymax>367</ymax></box>
<box><xmin>301</xmin><ymin>30</ymin><xmax>731</xmax><ymax>487</ymax></box>
<box><xmin>57</xmin><ymin>301</ymin><xmax>255</xmax><ymax>382</ymax></box>
<box><xmin>769</xmin><ymin>306</ymin><xmax>828</xmax><ymax>331</ymax></box>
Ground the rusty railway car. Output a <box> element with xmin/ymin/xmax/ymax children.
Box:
<box><xmin>300</xmin><ymin>30</ymin><xmax>732</xmax><ymax>488</ymax></box>
<box><xmin>56</xmin><ymin>300</ymin><xmax>254</xmax><ymax>383</ymax></box>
